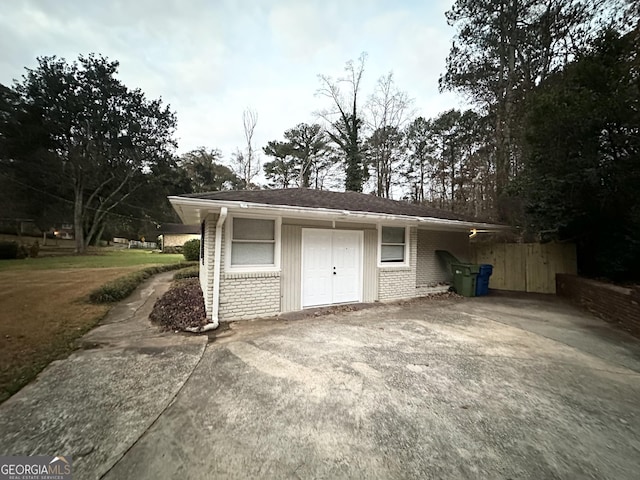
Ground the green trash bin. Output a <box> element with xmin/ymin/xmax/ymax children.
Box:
<box><xmin>451</xmin><ymin>263</ymin><xmax>480</xmax><ymax>297</ymax></box>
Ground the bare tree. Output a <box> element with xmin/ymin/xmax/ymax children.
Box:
<box><xmin>317</xmin><ymin>53</ymin><xmax>367</xmax><ymax>192</ymax></box>
<box><xmin>404</xmin><ymin>116</ymin><xmax>433</xmax><ymax>203</ymax></box>
<box><xmin>234</xmin><ymin>108</ymin><xmax>260</xmax><ymax>188</ymax></box>
<box><xmin>365</xmin><ymin>73</ymin><xmax>414</xmax><ymax>197</ymax></box>
<box><xmin>367</xmin><ymin>73</ymin><xmax>413</xmax><ymax>133</ymax></box>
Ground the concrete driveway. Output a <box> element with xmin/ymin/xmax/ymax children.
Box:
<box><xmin>1</xmin><ymin>288</ymin><xmax>640</xmax><ymax>479</ymax></box>
<box><xmin>106</xmin><ymin>294</ymin><xmax>640</xmax><ymax>480</ymax></box>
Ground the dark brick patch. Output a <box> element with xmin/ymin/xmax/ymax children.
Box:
<box><xmin>557</xmin><ymin>274</ymin><xmax>640</xmax><ymax>339</ymax></box>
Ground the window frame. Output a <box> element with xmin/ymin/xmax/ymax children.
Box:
<box><xmin>377</xmin><ymin>225</ymin><xmax>409</xmax><ymax>267</ymax></box>
<box><xmin>225</xmin><ymin>214</ymin><xmax>281</xmax><ymax>272</ymax></box>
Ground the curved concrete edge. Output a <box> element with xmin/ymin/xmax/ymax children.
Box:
<box><xmin>0</xmin><ymin>270</ymin><xmax>208</xmax><ymax>480</ymax></box>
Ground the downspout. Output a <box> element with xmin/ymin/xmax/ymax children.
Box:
<box><xmin>211</xmin><ymin>207</ymin><xmax>227</xmax><ymax>327</ymax></box>
<box><xmin>187</xmin><ymin>207</ymin><xmax>227</xmax><ymax>333</ymax></box>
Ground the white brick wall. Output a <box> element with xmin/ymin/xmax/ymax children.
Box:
<box><xmin>200</xmin><ymin>217</ymin><xmax>281</xmax><ymax>322</ymax></box>
<box><xmin>219</xmin><ymin>272</ymin><xmax>281</xmax><ymax>320</ymax></box>
<box><xmin>378</xmin><ymin>227</ymin><xmax>418</xmax><ymax>301</ymax></box>
<box><xmin>415</xmin><ymin>284</ymin><xmax>451</xmax><ymax>296</ymax></box>
<box><xmin>416</xmin><ymin>229</ymin><xmax>470</xmax><ymax>287</ymax></box>
<box><xmin>200</xmin><ymin>215</ymin><xmax>218</xmax><ymax>319</ymax></box>
<box><xmin>377</xmin><ymin>228</ymin><xmax>470</xmax><ymax>300</ymax></box>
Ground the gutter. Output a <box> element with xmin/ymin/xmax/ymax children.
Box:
<box><xmin>185</xmin><ymin>206</ymin><xmax>227</xmax><ymax>333</ymax></box>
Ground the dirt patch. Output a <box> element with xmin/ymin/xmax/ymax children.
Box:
<box><xmin>395</xmin><ymin>290</ymin><xmax>463</xmax><ymax>304</ymax></box>
<box><xmin>149</xmin><ymin>279</ymin><xmax>207</xmax><ymax>331</ymax></box>
<box><xmin>278</xmin><ymin>302</ymin><xmax>380</xmax><ymax>321</ymax></box>
<box><xmin>275</xmin><ymin>291</ymin><xmax>463</xmax><ymax>322</ymax></box>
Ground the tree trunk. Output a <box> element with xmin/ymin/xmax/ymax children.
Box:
<box><xmin>301</xmin><ymin>158</ymin><xmax>311</xmax><ymax>188</ymax></box>
<box><xmin>90</xmin><ymin>221</ymin><xmax>106</xmax><ymax>247</ymax></box>
<box><xmin>450</xmin><ymin>148</ymin><xmax>456</xmax><ymax>212</ymax></box>
<box><xmin>73</xmin><ymin>182</ymin><xmax>85</xmax><ymax>254</ymax></box>
<box><xmin>495</xmin><ymin>0</ymin><xmax>511</xmax><ymax>201</ymax></box>
<box><xmin>419</xmin><ymin>158</ymin><xmax>425</xmax><ymax>202</ymax></box>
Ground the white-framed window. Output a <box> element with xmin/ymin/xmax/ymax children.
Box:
<box><xmin>226</xmin><ymin>215</ymin><xmax>281</xmax><ymax>271</ymax></box>
<box><xmin>378</xmin><ymin>225</ymin><xmax>409</xmax><ymax>266</ymax></box>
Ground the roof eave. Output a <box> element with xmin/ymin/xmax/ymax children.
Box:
<box><xmin>168</xmin><ymin>196</ymin><xmax>511</xmax><ymax>232</ymax></box>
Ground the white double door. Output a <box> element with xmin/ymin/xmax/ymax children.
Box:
<box><xmin>302</xmin><ymin>229</ymin><xmax>362</xmax><ymax>308</ymax></box>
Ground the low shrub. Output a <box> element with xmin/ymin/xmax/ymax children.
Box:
<box><xmin>16</xmin><ymin>245</ymin><xmax>29</xmax><ymax>259</ymax></box>
<box><xmin>163</xmin><ymin>246</ymin><xmax>183</xmax><ymax>254</ymax></box>
<box><xmin>88</xmin><ymin>261</ymin><xmax>197</xmax><ymax>303</ymax></box>
<box><xmin>0</xmin><ymin>241</ymin><xmax>19</xmax><ymax>260</ymax></box>
<box><xmin>29</xmin><ymin>241</ymin><xmax>40</xmax><ymax>258</ymax></box>
<box><xmin>173</xmin><ymin>265</ymin><xmax>199</xmax><ymax>280</ymax></box>
<box><xmin>182</xmin><ymin>239</ymin><xmax>200</xmax><ymax>261</ymax></box>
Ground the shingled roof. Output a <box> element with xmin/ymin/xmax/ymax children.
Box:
<box><xmin>182</xmin><ymin>188</ymin><xmax>478</xmax><ymax>222</ymax></box>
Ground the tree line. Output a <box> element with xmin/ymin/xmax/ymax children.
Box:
<box><xmin>0</xmin><ymin>0</ymin><xmax>638</xmax><ymax>280</ymax></box>
<box><xmin>258</xmin><ymin>0</ymin><xmax>639</xmax><ymax>280</ymax></box>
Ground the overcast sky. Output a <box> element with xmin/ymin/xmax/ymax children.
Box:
<box><xmin>0</xmin><ymin>0</ymin><xmax>462</xmax><ymax>162</ymax></box>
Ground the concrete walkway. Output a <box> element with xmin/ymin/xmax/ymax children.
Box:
<box><xmin>0</xmin><ymin>271</ymin><xmax>207</xmax><ymax>480</ymax></box>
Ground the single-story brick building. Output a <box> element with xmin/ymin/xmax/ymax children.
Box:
<box><xmin>169</xmin><ymin>188</ymin><xmax>506</xmax><ymax>327</ymax></box>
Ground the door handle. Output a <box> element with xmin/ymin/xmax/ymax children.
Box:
<box><xmin>333</xmin><ymin>271</ymin><xmax>337</xmax><ymax>275</ymax></box>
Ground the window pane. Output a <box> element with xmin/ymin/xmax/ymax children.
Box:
<box><xmin>231</xmin><ymin>242</ymin><xmax>275</xmax><ymax>265</ymax></box>
<box><xmin>381</xmin><ymin>245</ymin><xmax>405</xmax><ymax>262</ymax></box>
<box><xmin>382</xmin><ymin>227</ymin><xmax>405</xmax><ymax>244</ymax></box>
<box><xmin>233</xmin><ymin>218</ymin><xmax>274</xmax><ymax>241</ymax></box>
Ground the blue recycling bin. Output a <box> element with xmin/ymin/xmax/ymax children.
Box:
<box><xmin>475</xmin><ymin>264</ymin><xmax>493</xmax><ymax>296</ymax></box>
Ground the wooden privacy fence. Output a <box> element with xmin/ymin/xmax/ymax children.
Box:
<box><xmin>470</xmin><ymin>243</ymin><xmax>577</xmax><ymax>294</ymax></box>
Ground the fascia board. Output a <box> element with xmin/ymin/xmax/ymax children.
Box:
<box><xmin>168</xmin><ymin>196</ymin><xmax>511</xmax><ymax>232</ymax></box>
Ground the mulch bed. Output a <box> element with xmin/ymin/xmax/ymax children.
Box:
<box><xmin>150</xmin><ymin>278</ymin><xmax>207</xmax><ymax>331</ymax></box>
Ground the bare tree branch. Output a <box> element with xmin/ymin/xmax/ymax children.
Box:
<box><xmin>314</xmin><ymin>53</ymin><xmax>368</xmax><ymax>192</ymax></box>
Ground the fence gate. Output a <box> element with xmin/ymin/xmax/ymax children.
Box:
<box><xmin>470</xmin><ymin>243</ymin><xmax>577</xmax><ymax>294</ymax></box>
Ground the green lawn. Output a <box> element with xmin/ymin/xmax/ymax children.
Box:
<box><xmin>0</xmin><ymin>249</ymin><xmax>184</xmax><ymax>271</ymax></box>
<box><xmin>0</xmin><ymin>248</ymin><xmax>189</xmax><ymax>403</ymax></box>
